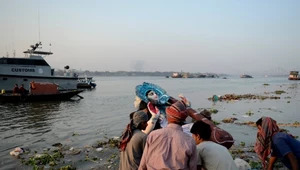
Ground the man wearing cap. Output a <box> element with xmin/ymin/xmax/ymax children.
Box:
<box><xmin>119</xmin><ymin>111</ymin><xmax>149</xmax><ymax>170</ymax></box>
<box><xmin>139</xmin><ymin>101</ymin><xmax>197</xmax><ymax>170</ymax></box>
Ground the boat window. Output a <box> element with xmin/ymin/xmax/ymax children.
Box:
<box><xmin>2</xmin><ymin>78</ymin><xmax>7</xmax><ymax>80</ymax></box>
<box><xmin>23</xmin><ymin>79</ymin><xmax>28</xmax><ymax>81</ymax></box>
<box><xmin>0</xmin><ymin>58</ymin><xmax>49</xmax><ymax>66</ymax></box>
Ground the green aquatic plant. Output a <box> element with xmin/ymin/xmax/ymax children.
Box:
<box><xmin>106</xmin><ymin>153</ymin><xmax>118</xmax><ymax>163</ymax></box>
<box><xmin>222</xmin><ymin>118</ymin><xmax>237</xmax><ymax>123</ymax></box>
<box><xmin>239</xmin><ymin>141</ymin><xmax>246</xmax><ymax>147</ymax></box>
<box><xmin>22</xmin><ymin>151</ymin><xmax>64</xmax><ymax>169</ymax></box>
<box><xmin>212</xmin><ymin>120</ymin><xmax>220</xmax><ymax>125</ymax></box>
<box><xmin>108</xmin><ymin>138</ymin><xmax>120</xmax><ymax>148</ymax></box>
<box><xmin>209</xmin><ymin>108</ymin><xmax>218</xmax><ymax>114</ymax></box>
<box><xmin>263</xmin><ymin>83</ymin><xmax>269</xmax><ymax>86</ymax></box>
<box><xmin>245</xmin><ymin>110</ymin><xmax>254</xmax><ymax>116</ymax></box>
<box><xmin>96</xmin><ymin>138</ymin><xmax>120</xmax><ymax>148</ymax></box>
<box><xmin>72</xmin><ymin>132</ymin><xmax>80</xmax><ymax>136</ymax></box>
<box><xmin>85</xmin><ymin>155</ymin><xmax>99</xmax><ymax>164</ymax></box>
<box><xmin>274</xmin><ymin>90</ymin><xmax>286</xmax><ymax>95</ymax></box>
<box><xmin>293</xmin><ymin>121</ymin><xmax>300</xmax><ymax>125</ymax></box>
<box><xmin>59</xmin><ymin>165</ymin><xmax>76</xmax><ymax>170</ymax></box>
<box><xmin>249</xmin><ymin>160</ymin><xmax>262</xmax><ymax>169</ymax></box>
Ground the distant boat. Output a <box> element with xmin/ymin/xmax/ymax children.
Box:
<box><xmin>77</xmin><ymin>76</ymin><xmax>97</xmax><ymax>89</ymax></box>
<box><xmin>240</xmin><ymin>74</ymin><xmax>253</xmax><ymax>78</ymax></box>
<box><xmin>171</xmin><ymin>72</ymin><xmax>219</xmax><ymax>78</ymax></box>
<box><xmin>171</xmin><ymin>72</ymin><xmax>183</xmax><ymax>78</ymax></box>
<box><xmin>288</xmin><ymin>71</ymin><xmax>300</xmax><ymax>80</ymax></box>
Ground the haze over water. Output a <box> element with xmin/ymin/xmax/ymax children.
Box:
<box><xmin>1</xmin><ymin>1</ymin><xmax>300</xmax><ymax>74</ymax></box>
<box><xmin>1</xmin><ymin>76</ymin><xmax>299</xmax><ymax>169</ymax></box>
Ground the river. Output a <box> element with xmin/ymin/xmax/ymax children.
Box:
<box><xmin>1</xmin><ymin>76</ymin><xmax>299</xmax><ymax>169</ymax></box>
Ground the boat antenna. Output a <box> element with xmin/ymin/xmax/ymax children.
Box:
<box><xmin>6</xmin><ymin>45</ymin><xmax>9</xmax><ymax>57</ymax></box>
<box><xmin>38</xmin><ymin>0</ymin><xmax>40</xmax><ymax>42</ymax></box>
<box><xmin>12</xmin><ymin>42</ymin><xmax>15</xmax><ymax>58</ymax></box>
<box><xmin>11</xmin><ymin>26</ymin><xmax>16</xmax><ymax>58</ymax></box>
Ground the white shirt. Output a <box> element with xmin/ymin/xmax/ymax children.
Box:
<box><xmin>196</xmin><ymin>141</ymin><xmax>239</xmax><ymax>170</ymax></box>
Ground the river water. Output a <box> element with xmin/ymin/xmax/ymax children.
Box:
<box><xmin>1</xmin><ymin>76</ymin><xmax>299</xmax><ymax>169</ymax></box>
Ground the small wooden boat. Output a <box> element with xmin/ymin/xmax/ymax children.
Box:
<box><xmin>0</xmin><ymin>90</ymin><xmax>84</xmax><ymax>102</ymax></box>
<box><xmin>0</xmin><ymin>82</ymin><xmax>84</xmax><ymax>102</ymax></box>
<box><xmin>288</xmin><ymin>71</ymin><xmax>300</xmax><ymax>80</ymax></box>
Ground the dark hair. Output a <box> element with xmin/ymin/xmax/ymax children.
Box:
<box><xmin>190</xmin><ymin>121</ymin><xmax>211</xmax><ymax>140</ymax></box>
<box><xmin>129</xmin><ymin>111</ymin><xmax>135</xmax><ymax>119</ymax></box>
<box><xmin>130</xmin><ymin>100</ymin><xmax>151</xmax><ymax>119</ymax></box>
<box><xmin>256</xmin><ymin>118</ymin><xmax>262</xmax><ymax>126</ymax></box>
<box><xmin>138</xmin><ymin>100</ymin><xmax>147</xmax><ymax>110</ymax></box>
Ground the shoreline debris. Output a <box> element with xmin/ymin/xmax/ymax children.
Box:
<box><xmin>209</xmin><ymin>93</ymin><xmax>280</xmax><ymax>101</ymax></box>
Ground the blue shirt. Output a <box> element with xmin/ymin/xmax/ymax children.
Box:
<box><xmin>271</xmin><ymin>132</ymin><xmax>300</xmax><ymax>169</ymax></box>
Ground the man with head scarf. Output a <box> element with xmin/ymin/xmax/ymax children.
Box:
<box><xmin>255</xmin><ymin>116</ymin><xmax>300</xmax><ymax>170</ymax></box>
<box><xmin>119</xmin><ymin>111</ymin><xmax>148</xmax><ymax>170</ymax></box>
<box><xmin>139</xmin><ymin>101</ymin><xmax>197</xmax><ymax>170</ymax></box>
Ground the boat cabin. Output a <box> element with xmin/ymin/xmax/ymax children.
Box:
<box><xmin>0</xmin><ymin>57</ymin><xmax>49</xmax><ymax>66</ymax></box>
<box><xmin>0</xmin><ymin>56</ymin><xmax>53</xmax><ymax>77</ymax></box>
<box><xmin>0</xmin><ymin>42</ymin><xmax>78</xmax><ymax>91</ymax></box>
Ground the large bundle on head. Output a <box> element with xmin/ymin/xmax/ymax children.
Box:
<box><xmin>135</xmin><ymin>82</ymin><xmax>170</xmax><ymax>106</ymax></box>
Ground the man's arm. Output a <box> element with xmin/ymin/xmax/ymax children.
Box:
<box><xmin>267</xmin><ymin>156</ymin><xmax>277</xmax><ymax>170</ymax></box>
<box><xmin>286</xmin><ymin>152</ymin><xmax>299</xmax><ymax>170</ymax></box>
<box><xmin>189</xmin><ymin>143</ymin><xmax>198</xmax><ymax>170</ymax></box>
<box><xmin>142</xmin><ymin>104</ymin><xmax>160</xmax><ymax>134</ymax></box>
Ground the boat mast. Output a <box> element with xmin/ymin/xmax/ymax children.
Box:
<box><xmin>38</xmin><ymin>0</ymin><xmax>40</xmax><ymax>42</ymax></box>
<box><xmin>6</xmin><ymin>45</ymin><xmax>9</xmax><ymax>57</ymax></box>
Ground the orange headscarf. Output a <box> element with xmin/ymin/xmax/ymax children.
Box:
<box><xmin>166</xmin><ymin>100</ymin><xmax>188</xmax><ymax>123</ymax></box>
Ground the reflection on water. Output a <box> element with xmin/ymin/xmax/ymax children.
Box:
<box><xmin>0</xmin><ymin>102</ymin><xmax>61</xmax><ymax>132</ymax></box>
<box><xmin>0</xmin><ymin>101</ymin><xmax>80</xmax><ymax>170</ymax></box>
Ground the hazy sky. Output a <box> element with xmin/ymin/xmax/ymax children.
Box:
<box><xmin>0</xmin><ymin>0</ymin><xmax>299</xmax><ymax>74</ymax></box>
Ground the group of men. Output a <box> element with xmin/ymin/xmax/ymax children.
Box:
<box><xmin>119</xmin><ymin>98</ymin><xmax>238</xmax><ymax>170</ymax></box>
<box><xmin>12</xmin><ymin>84</ymin><xmax>27</xmax><ymax>94</ymax></box>
<box><xmin>118</xmin><ymin>82</ymin><xmax>300</xmax><ymax>170</ymax></box>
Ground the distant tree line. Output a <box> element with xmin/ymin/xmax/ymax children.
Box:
<box><xmin>54</xmin><ymin>69</ymin><xmax>229</xmax><ymax>77</ymax></box>
<box><xmin>55</xmin><ymin>69</ymin><xmax>176</xmax><ymax>76</ymax></box>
